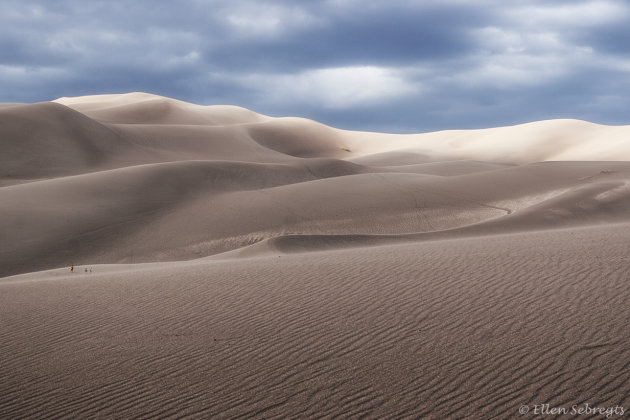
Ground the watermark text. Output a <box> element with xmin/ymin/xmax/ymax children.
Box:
<box><xmin>519</xmin><ymin>403</ymin><xmax>625</xmax><ymax>418</ymax></box>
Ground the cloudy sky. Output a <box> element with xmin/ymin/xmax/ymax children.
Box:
<box><xmin>1</xmin><ymin>0</ymin><xmax>629</xmax><ymax>132</ymax></box>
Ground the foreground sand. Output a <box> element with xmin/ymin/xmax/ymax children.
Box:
<box><xmin>2</xmin><ymin>225</ymin><xmax>629</xmax><ymax>418</ymax></box>
<box><xmin>1</xmin><ymin>93</ymin><xmax>629</xmax><ymax>418</ymax></box>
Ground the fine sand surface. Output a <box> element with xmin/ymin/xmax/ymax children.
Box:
<box><xmin>1</xmin><ymin>93</ymin><xmax>630</xmax><ymax>418</ymax></box>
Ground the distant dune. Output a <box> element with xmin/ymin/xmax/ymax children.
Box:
<box><xmin>1</xmin><ymin>93</ymin><xmax>629</xmax><ymax>418</ymax></box>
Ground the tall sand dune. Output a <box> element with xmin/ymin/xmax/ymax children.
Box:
<box><xmin>1</xmin><ymin>93</ymin><xmax>629</xmax><ymax>418</ymax></box>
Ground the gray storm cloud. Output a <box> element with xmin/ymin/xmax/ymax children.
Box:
<box><xmin>0</xmin><ymin>0</ymin><xmax>628</xmax><ymax>132</ymax></box>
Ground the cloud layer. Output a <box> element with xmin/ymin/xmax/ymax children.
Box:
<box><xmin>1</xmin><ymin>0</ymin><xmax>629</xmax><ymax>132</ymax></box>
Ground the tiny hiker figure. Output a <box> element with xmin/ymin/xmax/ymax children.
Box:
<box><xmin>70</xmin><ymin>265</ymin><xmax>74</xmax><ymax>272</ymax></box>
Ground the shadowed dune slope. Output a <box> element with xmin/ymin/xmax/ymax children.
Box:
<box><xmin>0</xmin><ymin>102</ymin><xmax>132</xmax><ymax>181</ymax></box>
<box><xmin>0</xmin><ymin>158</ymin><xmax>371</xmax><ymax>277</ymax></box>
<box><xmin>1</xmin><ymin>94</ymin><xmax>364</xmax><ymax>184</ymax></box>
<box><xmin>4</xmin><ymin>159</ymin><xmax>630</xmax><ymax>277</ymax></box>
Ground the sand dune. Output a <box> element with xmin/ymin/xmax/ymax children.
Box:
<box><xmin>2</xmin><ymin>93</ymin><xmax>629</xmax><ymax>418</ymax></box>
<box><xmin>55</xmin><ymin>92</ymin><xmax>269</xmax><ymax>125</ymax></box>
<box><xmin>341</xmin><ymin>118</ymin><xmax>630</xmax><ymax>163</ymax></box>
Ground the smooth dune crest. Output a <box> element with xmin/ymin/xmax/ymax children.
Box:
<box><xmin>52</xmin><ymin>92</ymin><xmax>630</xmax><ymax>162</ymax></box>
<box><xmin>54</xmin><ymin>92</ymin><xmax>269</xmax><ymax>126</ymax></box>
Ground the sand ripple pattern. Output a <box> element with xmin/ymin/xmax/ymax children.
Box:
<box><xmin>1</xmin><ymin>225</ymin><xmax>629</xmax><ymax>418</ymax></box>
